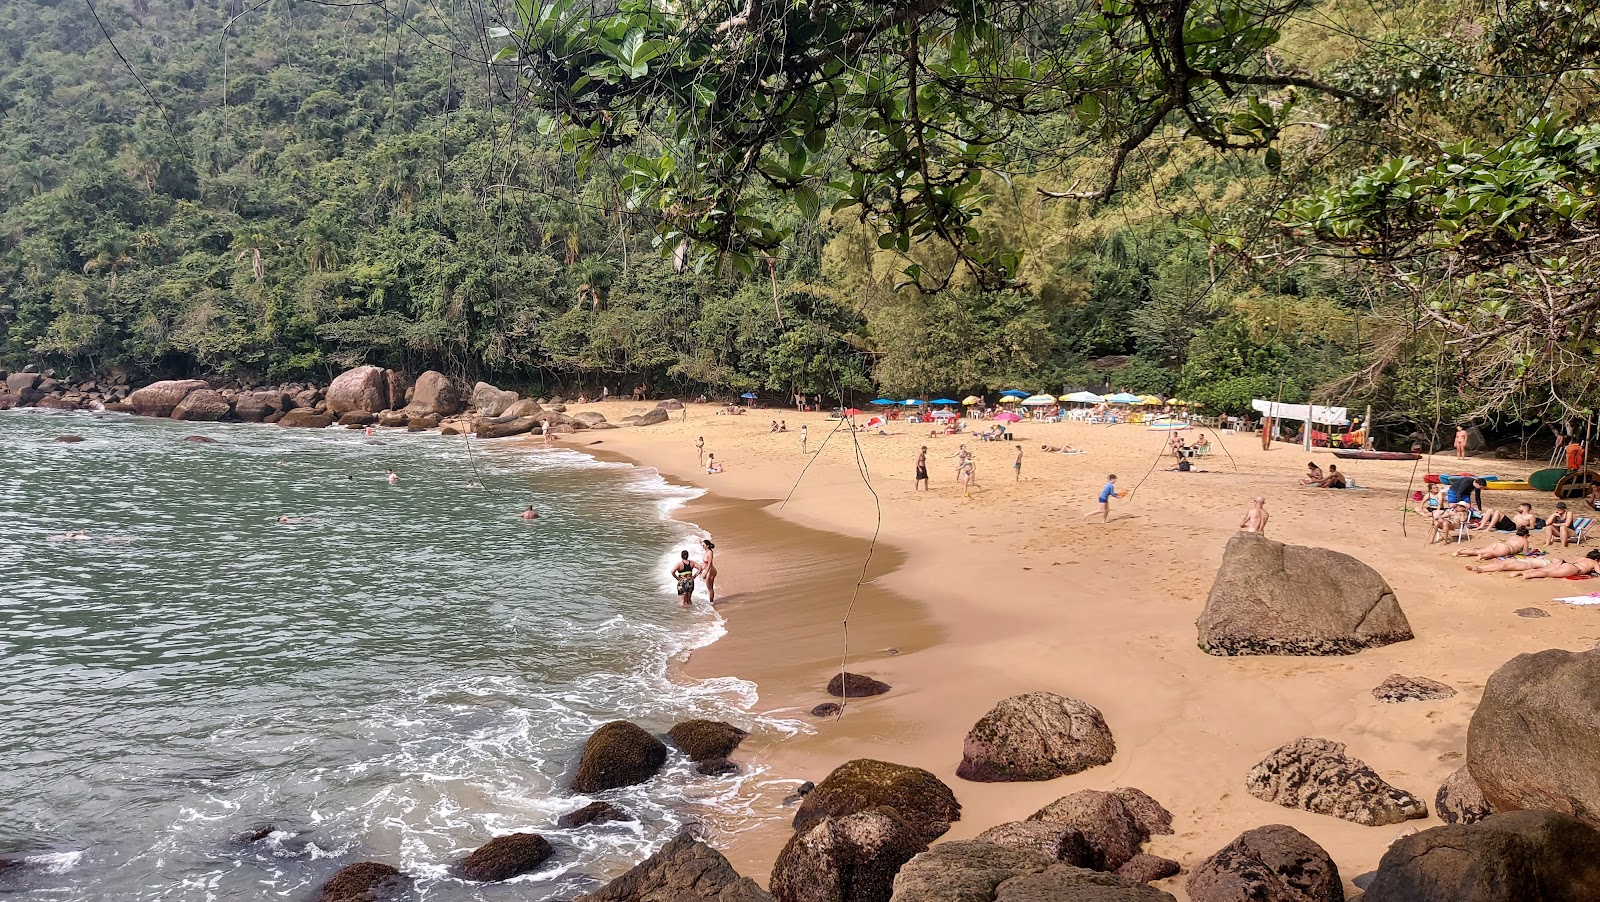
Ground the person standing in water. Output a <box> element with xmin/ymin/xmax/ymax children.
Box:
<box><xmin>799</xmin><ymin>424</ymin><xmax>808</xmax><ymax>455</ymax></box>
<box><xmin>1240</xmin><ymin>497</ymin><xmax>1269</xmax><ymax>534</ymax></box>
<box><xmin>696</xmin><ymin>436</ymin><xmax>705</xmax><ymax>467</ymax></box>
<box><xmin>671</xmin><ymin>550</ymin><xmax>698</xmax><ymax>607</ymax></box>
<box><xmin>386</xmin><ymin>469</ymin><xmax>399</xmax><ymax>485</ymax></box>
<box><xmin>1013</xmin><ymin>445</ymin><xmax>1023</xmax><ymax>482</ymax></box>
<box><xmin>519</xmin><ymin>505</ymin><xmax>539</xmax><ymax>520</ymax></box>
<box><xmin>700</xmin><ymin>539</ymin><xmax>718</xmax><ymax>604</ymax></box>
<box><xmin>915</xmin><ymin>446</ymin><xmax>929</xmax><ymax>491</ymax></box>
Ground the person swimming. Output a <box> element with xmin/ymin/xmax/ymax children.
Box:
<box><xmin>386</xmin><ymin>469</ymin><xmax>399</xmax><ymax>485</ymax></box>
<box><xmin>49</xmin><ymin>531</ymin><xmax>92</xmax><ymax>541</ymax></box>
<box><xmin>519</xmin><ymin>505</ymin><xmax>539</xmax><ymax>520</ymax></box>
<box><xmin>276</xmin><ymin>516</ymin><xmax>307</xmax><ymax>525</ymax></box>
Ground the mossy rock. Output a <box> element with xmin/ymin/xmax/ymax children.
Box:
<box><xmin>314</xmin><ymin>861</ymin><xmax>411</xmax><ymax>902</ymax></box>
<box><xmin>456</xmin><ymin>832</ymin><xmax>552</xmax><ymax>882</ymax></box>
<box><xmin>668</xmin><ymin>719</ymin><xmax>749</xmax><ymax>762</ymax></box>
<box><xmin>570</xmin><ymin>721</ymin><xmax>669</xmax><ymax>793</ymax></box>
<box><xmin>793</xmin><ymin>759</ymin><xmax>960</xmax><ymax>843</ymax></box>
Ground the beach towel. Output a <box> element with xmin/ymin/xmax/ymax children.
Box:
<box><xmin>1555</xmin><ymin>593</ymin><xmax>1600</xmax><ymax>605</ymax></box>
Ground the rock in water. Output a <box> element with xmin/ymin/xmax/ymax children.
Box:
<box><xmin>1245</xmin><ymin>737</ymin><xmax>1427</xmax><ymax>826</ymax></box>
<box><xmin>230</xmin><ymin>823</ymin><xmax>276</xmax><ymax>844</ymax></box>
<box><xmin>826</xmin><ymin>672</ymin><xmax>891</xmax><ymax>699</ymax></box>
<box><xmin>52</xmin><ymin>435</ymin><xmax>85</xmax><ymax>443</ymax></box>
<box><xmin>974</xmin><ymin>822</ymin><xmax>1095</xmax><ymax>865</ymax></box>
<box><xmin>576</xmin><ymin>834</ymin><xmax>772</xmax><ymax>901</ymax></box>
<box><xmin>314</xmin><ymin>861</ymin><xmax>411</xmax><ymax>902</ymax></box>
<box><xmin>403</xmin><ymin>371</ymin><xmax>462</xmax><ymax>417</ymax></box>
<box><xmin>1196</xmin><ymin>533</ymin><xmax>1413</xmax><ymax>656</ymax></box>
<box><xmin>890</xmin><ymin>842</ymin><xmax>1175</xmax><ymax>902</ymax></box>
<box><xmin>326</xmin><ymin>366</ymin><xmax>395</xmax><ymax>416</ymax></box>
<box><xmin>456</xmin><ymin>833</ymin><xmax>552</xmax><ymax>882</ymax></box>
<box><xmin>633</xmin><ymin>407</ymin><xmax>671</xmax><ymax>426</ymax></box>
<box><xmin>473</xmin><ymin>416</ymin><xmax>539</xmax><ymax>439</ymax></box>
<box><xmin>811</xmin><ymin>703</ymin><xmax>843</xmax><ymax>718</ymax></box>
<box><xmin>793</xmin><ymin>759</ymin><xmax>960</xmax><ymax>843</ymax></box>
<box><xmin>1186</xmin><ymin>824</ymin><xmax>1342</xmax><ymax>902</ymax></box>
<box><xmin>277</xmin><ymin>409</ymin><xmax>335</xmax><ymax>428</ymax></box>
<box><xmin>770</xmin><ymin>808</ymin><xmax>928</xmax><ymax>902</ymax></box>
<box><xmin>126</xmin><ymin>379</ymin><xmax>208</xmax><ymax>417</ymax></box>
<box><xmin>1026</xmin><ymin>788</ymin><xmax>1174</xmax><ymax>872</ymax></box>
<box><xmin>558</xmin><ymin>801</ymin><xmax>633</xmax><ymax>829</ymax></box>
<box><xmin>696</xmin><ymin>758</ymin><xmax>739</xmax><ymax>776</ymax></box>
<box><xmin>1361</xmin><ymin>810</ymin><xmax>1600</xmax><ymax>902</ymax></box>
<box><xmin>1436</xmin><ymin>766</ymin><xmax>1495</xmax><ymax>825</ymax></box>
<box><xmin>957</xmin><ymin>692</ymin><xmax>1115</xmax><ymax>782</ymax></box>
<box><xmin>668</xmin><ymin>720</ymin><xmax>749</xmax><ymax>762</ymax></box>
<box><xmin>172</xmin><ymin>388</ymin><xmax>231</xmax><ymax>421</ymax></box>
<box><xmin>569</xmin><ymin>721</ymin><xmax>668</xmax><ymax>793</ymax></box>
<box><xmin>1371</xmin><ymin>674</ymin><xmax>1456</xmax><ymax>703</ymax></box>
<box><xmin>1467</xmin><ymin>647</ymin><xmax>1600</xmax><ymax>826</ymax></box>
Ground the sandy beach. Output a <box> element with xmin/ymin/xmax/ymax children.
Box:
<box><xmin>555</xmin><ymin>401</ymin><xmax>1599</xmax><ymax>899</ymax></box>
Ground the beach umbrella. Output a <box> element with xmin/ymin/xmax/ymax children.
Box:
<box><xmin>962</xmin><ymin>395</ymin><xmax>982</xmax><ymax>405</ymax></box>
<box><xmin>1105</xmin><ymin>392</ymin><xmax>1142</xmax><ymax>404</ymax></box>
<box><xmin>1063</xmin><ymin>390</ymin><xmax>1101</xmax><ymax>404</ymax></box>
<box><xmin>740</xmin><ymin>392</ymin><xmax>758</xmax><ymax>399</ymax></box>
<box><xmin>994</xmin><ymin>410</ymin><xmax>1022</xmax><ymax>422</ymax></box>
<box><xmin>1138</xmin><ymin>395</ymin><xmax>1163</xmax><ymax>406</ymax></box>
<box><xmin>996</xmin><ymin>395</ymin><xmax>1021</xmax><ymax>403</ymax></box>
<box><xmin>871</xmin><ymin>397</ymin><xmax>897</xmax><ymax>405</ymax></box>
<box><xmin>931</xmin><ymin>397</ymin><xmax>960</xmax><ymax>405</ymax></box>
<box><xmin>931</xmin><ymin>409</ymin><xmax>957</xmax><ymax>419</ymax></box>
<box><xmin>842</xmin><ymin>407</ymin><xmax>861</xmax><ymax>417</ymax></box>
<box><xmin>1021</xmin><ymin>394</ymin><xmax>1057</xmax><ymax>406</ymax></box>
<box><xmin>999</xmin><ymin>389</ymin><xmax>1031</xmax><ymax>398</ymax></box>
<box><xmin>903</xmin><ymin>399</ymin><xmax>926</xmax><ymax>406</ymax></box>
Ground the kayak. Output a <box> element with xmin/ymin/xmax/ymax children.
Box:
<box><xmin>1484</xmin><ymin>481</ymin><xmax>1533</xmax><ymax>491</ymax></box>
<box><xmin>1423</xmin><ymin>473</ymin><xmax>1501</xmax><ymax>485</ymax></box>
<box><xmin>1333</xmin><ymin>450</ymin><xmax>1421</xmax><ymax>461</ymax></box>
<box><xmin>1529</xmin><ymin>468</ymin><xmax>1568</xmax><ymax>492</ymax></box>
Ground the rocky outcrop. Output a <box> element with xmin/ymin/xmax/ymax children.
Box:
<box><xmin>1245</xmin><ymin>738</ymin><xmax>1427</xmax><ymax>826</ymax></box>
<box><xmin>278</xmin><ymin>409</ymin><xmax>336</xmax><ymax>428</ymax></box>
<box><xmin>995</xmin><ymin>865</ymin><xmax>1177</xmax><ymax>901</ymax></box>
<box><xmin>634</xmin><ymin>407</ymin><xmax>671</xmax><ymax>426</ymax></box>
<box><xmin>558</xmin><ymin>801</ymin><xmax>633</xmax><ymax>829</ymax></box>
<box><xmin>1186</xmin><ymin>825</ymin><xmax>1342</xmax><ymax>902</ymax></box>
<box><xmin>474</xmin><ymin>416</ymin><xmax>539</xmax><ymax>439</ymax></box>
<box><xmin>326</xmin><ymin>366</ymin><xmax>395</xmax><ymax>416</ymax></box>
<box><xmin>697</xmin><ymin>758</ymin><xmax>739</xmax><ymax>777</ymax></box>
<box><xmin>826</xmin><ymin>673</ymin><xmax>891</xmax><ymax>699</ymax></box>
<box><xmin>1027</xmin><ymin>788</ymin><xmax>1174</xmax><ymax>872</ymax></box>
<box><xmin>502</xmin><ymin>399</ymin><xmax>544</xmax><ymax>419</ymax></box>
<box><xmin>472</xmin><ymin>382</ymin><xmax>520</xmax><ymax>417</ymax></box>
<box><xmin>573</xmin><ymin>411</ymin><xmax>609</xmax><ymax>426</ymax></box>
<box><xmin>1361</xmin><ymin>810</ymin><xmax>1600</xmax><ymax>902</ymax></box>
<box><xmin>1436</xmin><ymin>766</ymin><xmax>1495</xmax><ymax>825</ymax></box>
<box><xmin>577</xmin><ymin>834</ymin><xmax>773</xmax><ymax>902</ymax></box>
<box><xmin>957</xmin><ymin>692</ymin><xmax>1115</xmax><ymax>783</ymax></box>
<box><xmin>974</xmin><ymin>822</ymin><xmax>1094</xmax><ymax>865</ymax></box>
<box><xmin>1371</xmin><ymin>674</ymin><xmax>1455</xmax><ymax>703</ymax></box>
<box><xmin>234</xmin><ymin>391</ymin><xmax>287</xmax><ymax>422</ymax></box>
<box><xmin>126</xmin><ymin>379</ymin><xmax>208</xmax><ymax>417</ymax></box>
<box><xmin>172</xmin><ymin>388</ymin><xmax>231</xmax><ymax>421</ymax></box>
<box><xmin>668</xmin><ymin>720</ymin><xmax>749</xmax><ymax>762</ymax></box>
<box><xmin>402</xmin><ymin>371</ymin><xmax>462</xmax><ymax>417</ymax></box>
<box><xmin>794</xmin><ymin>760</ymin><xmax>960</xmax><ymax>844</ymax></box>
<box><xmin>570</xmin><ymin>721</ymin><xmax>669</xmax><ymax>793</ymax></box>
<box><xmin>314</xmin><ymin>861</ymin><xmax>411</xmax><ymax>902</ymax></box>
<box><xmin>890</xmin><ymin>842</ymin><xmax>1175</xmax><ymax>902</ymax></box>
<box><xmin>1197</xmin><ymin>534</ymin><xmax>1412</xmax><ymax>656</ymax></box>
<box><xmin>770</xmin><ymin>808</ymin><xmax>928</xmax><ymax>902</ymax></box>
<box><xmin>1466</xmin><ymin>647</ymin><xmax>1600</xmax><ymax>825</ymax></box>
<box><xmin>1116</xmin><ymin>854</ymin><xmax>1180</xmax><ymax>885</ymax></box>
<box><xmin>456</xmin><ymin>833</ymin><xmax>552</xmax><ymax>882</ymax></box>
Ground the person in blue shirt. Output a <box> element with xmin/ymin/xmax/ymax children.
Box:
<box><xmin>1083</xmin><ymin>474</ymin><xmax>1124</xmax><ymax>523</ymax></box>
<box><xmin>1445</xmin><ymin>475</ymin><xmax>1486</xmax><ymax>510</ymax></box>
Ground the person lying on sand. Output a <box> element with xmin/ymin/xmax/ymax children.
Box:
<box><xmin>1452</xmin><ymin>528</ymin><xmax>1531</xmax><ymax>559</ymax></box>
<box><xmin>1040</xmin><ymin>444</ymin><xmax>1078</xmax><ymax>453</ymax></box>
<box><xmin>1512</xmin><ymin>550</ymin><xmax>1600</xmax><ymax>579</ymax></box>
<box><xmin>1466</xmin><ymin>556</ymin><xmax>1552</xmax><ymax>573</ymax></box>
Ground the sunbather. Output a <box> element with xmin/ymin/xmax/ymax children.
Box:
<box><xmin>1466</xmin><ymin>556</ymin><xmax>1553</xmax><ymax>574</ymax></box>
<box><xmin>1514</xmin><ymin>550</ymin><xmax>1600</xmax><ymax>579</ymax></box>
<box><xmin>1475</xmin><ymin>501</ymin><xmax>1534</xmax><ymax>533</ymax></box>
<box><xmin>1452</xmin><ymin>528</ymin><xmax>1531</xmax><ymax>559</ymax></box>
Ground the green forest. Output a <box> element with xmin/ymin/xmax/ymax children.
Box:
<box><xmin>1</xmin><ymin>0</ymin><xmax>1596</xmax><ymax>431</ymax></box>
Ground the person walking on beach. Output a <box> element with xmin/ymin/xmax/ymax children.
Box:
<box><xmin>959</xmin><ymin>458</ymin><xmax>976</xmax><ymax>498</ymax></box>
<box><xmin>951</xmin><ymin>444</ymin><xmax>970</xmax><ymax>483</ymax></box>
<box><xmin>700</xmin><ymin>539</ymin><xmax>718</xmax><ymax>604</ymax></box>
<box><xmin>799</xmin><ymin>424</ymin><xmax>808</xmax><ymax>455</ymax></box>
<box><xmin>671</xmin><ymin>550</ymin><xmax>698</xmax><ymax>607</ymax></box>
<box><xmin>1454</xmin><ymin>425</ymin><xmax>1469</xmax><ymax>459</ymax></box>
<box><xmin>696</xmin><ymin>436</ymin><xmax>705</xmax><ymax>468</ymax></box>
<box><xmin>1013</xmin><ymin>445</ymin><xmax>1023</xmax><ymax>482</ymax></box>
<box><xmin>1083</xmin><ymin>475</ymin><xmax>1123</xmax><ymax>523</ymax></box>
<box><xmin>1240</xmin><ymin>497</ymin><xmax>1268</xmax><ymax>535</ymax></box>
<box><xmin>915</xmin><ymin>446</ymin><xmax>929</xmax><ymax>491</ymax></box>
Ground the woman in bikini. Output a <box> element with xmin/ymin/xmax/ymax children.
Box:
<box><xmin>699</xmin><ymin>539</ymin><xmax>718</xmax><ymax>604</ymax></box>
<box><xmin>1515</xmin><ymin>549</ymin><xmax>1600</xmax><ymax>580</ymax></box>
<box><xmin>1452</xmin><ymin>527</ymin><xmax>1531</xmax><ymax>560</ymax></box>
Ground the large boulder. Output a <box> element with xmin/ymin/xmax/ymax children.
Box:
<box><xmin>634</xmin><ymin>407</ymin><xmax>671</xmax><ymax>426</ymax></box>
<box><xmin>126</xmin><ymin>379</ymin><xmax>208</xmax><ymax>417</ymax></box>
<box><xmin>1436</xmin><ymin>766</ymin><xmax>1495</xmax><ymax>825</ymax></box>
<box><xmin>1196</xmin><ymin>533</ymin><xmax>1412</xmax><ymax>656</ymax></box>
<box><xmin>1361</xmin><ymin>810</ymin><xmax>1600</xmax><ymax>902</ymax></box>
<box><xmin>668</xmin><ymin>720</ymin><xmax>749</xmax><ymax>762</ymax></box>
<box><xmin>1026</xmin><ymin>788</ymin><xmax>1173</xmax><ymax>872</ymax></box>
<box><xmin>573</xmin><ymin>411</ymin><xmax>609</xmax><ymax>426</ymax></box>
<box><xmin>1185</xmin><ymin>824</ymin><xmax>1342</xmax><ymax>902</ymax></box>
<box><xmin>890</xmin><ymin>842</ymin><xmax>1174</xmax><ymax>902</ymax></box>
<box><xmin>314</xmin><ymin>861</ymin><xmax>411</xmax><ymax>902</ymax></box>
<box><xmin>994</xmin><ymin>865</ymin><xmax>1177</xmax><ymax>901</ymax></box>
<box><xmin>794</xmin><ymin>759</ymin><xmax>960</xmax><ymax>844</ymax></box>
<box><xmin>404</xmin><ymin>371</ymin><xmax>462</xmax><ymax>417</ymax></box>
<box><xmin>502</xmin><ymin>399</ymin><xmax>544</xmax><ymax>419</ymax></box>
<box><xmin>6</xmin><ymin>371</ymin><xmax>41</xmax><ymax>395</ymax></box>
<box><xmin>570</xmin><ymin>721</ymin><xmax>669</xmax><ymax>793</ymax></box>
<box><xmin>827</xmin><ymin>672</ymin><xmax>891</xmax><ymax>699</ymax></box>
<box><xmin>326</xmin><ymin>366</ymin><xmax>394</xmax><ymax>416</ymax></box>
<box><xmin>1466</xmin><ymin>647</ymin><xmax>1600</xmax><ymax>825</ymax></box>
<box><xmin>957</xmin><ymin>692</ymin><xmax>1115</xmax><ymax>783</ymax></box>
<box><xmin>1245</xmin><ymin>737</ymin><xmax>1427</xmax><ymax>826</ymax></box>
<box><xmin>472</xmin><ymin>382</ymin><xmax>520</xmax><ymax>417</ymax></box>
<box><xmin>171</xmin><ymin>388</ymin><xmax>231</xmax><ymax>421</ymax></box>
<box><xmin>474</xmin><ymin>416</ymin><xmax>539</xmax><ymax>440</ymax></box>
<box><xmin>770</xmin><ymin>807</ymin><xmax>928</xmax><ymax>902</ymax></box>
<box><xmin>974</xmin><ymin>822</ymin><xmax>1094</xmax><ymax>865</ymax></box>
<box><xmin>234</xmin><ymin>390</ymin><xmax>287</xmax><ymax>423</ymax></box>
<box><xmin>278</xmin><ymin>409</ymin><xmax>336</xmax><ymax>428</ymax></box>
<box><xmin>577</xmin><ymin>834</ymin><xmax>772</xmax><ymax>902</ymax></box>
<box><xmin>456</xmin><ymin>832</ymin><xmax>552</xmax><ymax>882</ymax></box>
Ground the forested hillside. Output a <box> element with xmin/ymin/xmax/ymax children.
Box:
<box><xmin>2</xmin><ymin>0</ymin><xmax>1595</xmax><ymax>428</ymax></box>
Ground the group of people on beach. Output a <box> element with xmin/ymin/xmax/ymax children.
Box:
<box><xmin>670</xmin><ymin>539</ymin><xmax>718</xmax><ymax>607</ymax></box>
<box><xmin>1424</xmin><ymin>475</ymin><xmax>1588</xmax><ymax>546</ymax></box>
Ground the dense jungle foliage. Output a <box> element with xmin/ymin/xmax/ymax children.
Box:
<box><xmin>1</xmin><ymin>0</ymin><xmax>1595</xmax><ymax>429</ymax></box>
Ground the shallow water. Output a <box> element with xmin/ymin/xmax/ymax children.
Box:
<box><xmin>0</xmin><ymin>411</ymin><xmax>794</xmax><ymax>900</ymax></box>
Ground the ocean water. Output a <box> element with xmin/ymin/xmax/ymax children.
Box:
<box><xmin>0</xmin><ymin>410</ymin><xmax>795</xmax><ymax>900</ymax></box>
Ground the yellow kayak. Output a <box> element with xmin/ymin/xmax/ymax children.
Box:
<box><xmin>1484</xmin><ymin>480</ymin><xmax>1533</xmax><ymax>491</ymax></box>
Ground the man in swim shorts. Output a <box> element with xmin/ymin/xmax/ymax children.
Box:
<box><xmin>1083</xmin><ymin>475</ymin><xmax>1122</xmax><ymax>523</ymax></box>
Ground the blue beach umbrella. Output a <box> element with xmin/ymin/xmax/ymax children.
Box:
<box><xmin>999</xmin><ymin>389</ymin><xmax>1031</xmax><ymax>398</ymax></box>
<box><xmin>740</xmin><ymin>392</ymin><xmax>758</xmax><ymax>399</ymax></box>
<box><xmin>903</xmin><ymin>399</ymin><xmax>926</xmax><ymax>406</ymax></box>
<box><xmin>871</xmin><ymin>398</ymin><xmax>897</xmax><ymax>405</ymax></box>
<box><xmin>930</xmin><ymin>398</ymin><xmax>960</xmax><ymax>405</ymax></box>
<box><xmin>1105</xmin><ymin>392</ymin><xmax>1142</xmax><ymax>404</ymax></box>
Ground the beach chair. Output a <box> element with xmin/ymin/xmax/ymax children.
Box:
<box><xmin>1574</xmin><ymin>517</ymin><xmax>1595</xmax><ymax>545</ymax></box>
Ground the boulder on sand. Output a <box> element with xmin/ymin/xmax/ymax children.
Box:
<box><xmin>1371</xmin><ymin>674</ymin><xmax>1456</xmax><ymax>703</ymax></box>
<box><xmin>403</xmin><ymin>370</ymin><xmax>462</xmax><ymax>417</ymax></box>
<box><xmin>975</xmin><ymin>821</ymin><xmax>1095</xmax><ymax>865</ymax></box>
<box><xmin>1466</xmin><ymin>647</ymin><xmax>1600</xmax><ymax>825</ymax></box>
<box><xmin>1436</xmin><ymin>766</ymin><xmax>1495</xmax><ymax>825</ymax></box>
<box><xmin>278</xmin><ymin>409</ymin><xmax>336</xmax><ymax>428</ymax></box>
<box><xmin>1026</xmin><ymin>788</ymin><xmax>1173</xmax><ymax>872</ymax></box>
<box><xmin>456</xmin><ymin>832</ymin><xmax>552</xmax><ymax>882</ymax></box>
<box><xmin>569</xmin><ymin>721</ymin><xmax>669</xmax><ymax>793</ymax></box>
<box><xmin>558</xmin><ymin>801</ymin><xmax>634</xmax><ymax>829</ymax></box>
<box><xmin>577</xmin><ymin>833</ymin><xmax>772</xmax><ymax>902</ymax></box>
<box><xmin>633</xmin><ymin>407</ymin><xmax>671</xmax><ymax>426</ymax></box>
<box><xmin>1245</xmin><ymin>737</ymin><xmax>1427</xmax><ymax>826</ymax></box>
<box><xmin>314</xmin><ymin>861</ymin><xmax>411</xmax><ymax>902</ymax></box>
<box><xmin>1197</xmin><ymin>533</ymin><xmax>1412</xmax><ymax>656</ymax></box>
<box><xmin>668</xmin><ymin>720</ymin><xmax>749</xmax><ymax>762</ymax></box>
<box><xmin>890</xmin><ymin>841</ymin><xmax>1176</xmax><ymax>902</ymax></box>
<box><xmin>770</xmin><ymin>807</ymin><xmax>928</xmax><ymax>902</ymax></box>
<box><xmin>1360</xmin><ymin>810</ymin><xmax>1600</xmax><ymax>902</ymax></box>
<box><xmin>826</xmin><ymin>672</ymin><xmax>891</xmax><ymax>699</ymax></box>
<box><xmin>502</xmin><ymin>398</ymin><xmax>544</xmax><ymax>419</ymax></box>
<box><xmin>957</xmin><ymin>692</ymin><xmax>1115</xmax><ymax>783</ymax></box>
<box><xmin>1186</xmin><ymin>824</ymin><xmax>1342</xmax><ymax>902</ymax></box>
<box><xmin>126</xmin><ymin>379</ymin><xmax>208</xmax><ymax>417</ymax></box>
<box><xmin>474</xmin><ymin>416</ymin><xmax>539</xmax><ymax>440</ymax></box>
<box><xmin>472</xmin><ymin>382</ymin><xmax>520</xmax><ymax>417</ymax></box>
<box><xmin>794</xmin><ymin>759</ymin><xmax>960</xmax><ymax>843</ymax></box>
<box><xmin>1117</xmin><ymin>854</ymin><xmax>1181</xmax><ymax>885</ymax></box>
<box><xmin>172</xmin><ymin>388</ymin><xmax>232</xmax><ymax>421</ymax></box>
<box><xmin>326</xmin><ymin>366</ymin><xmax>394</xmax><ymax>416</ymax></box>
<box><xmin>573</xmin><ymin>411</ymin><xmax>609</xmax><ymax>426</ymax></box>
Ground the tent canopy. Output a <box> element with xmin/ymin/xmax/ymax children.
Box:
<box><xmin>1251</xmin><ymin>399</ymin><xmax>1349</xmax><ymax>426</ymax></box>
